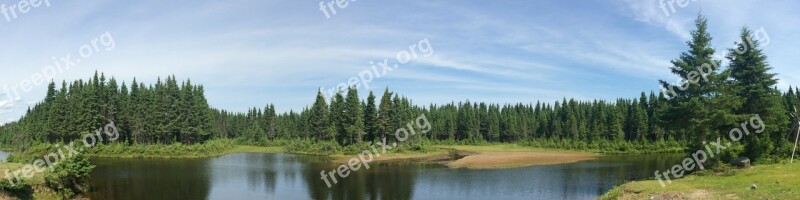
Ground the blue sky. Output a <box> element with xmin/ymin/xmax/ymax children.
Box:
<box><xmin>1</xmin><ymin>0</ymin><xmax>799</xmax><ymax>123</ymax></box>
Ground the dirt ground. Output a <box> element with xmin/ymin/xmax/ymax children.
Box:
<box><xmin>444</xmin><ymin>150</ymin><xmax>598</xmax><ymax>169</ymax></box>
<box><xmin>616</xmin><ymin>189</ymin><xmax>714</xmax><ymax>200</ymax></box>
<box><xmin>332</xmin><ymin>148</ymin><xmax>598</xmax><ymax>169</ymax></box>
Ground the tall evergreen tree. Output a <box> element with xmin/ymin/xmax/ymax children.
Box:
<box><xmin>310</xmin><ymin>90</ymin><xmax>331</xmax><ymax>141</ymax></box>
<box><xmin>660</xmin><ymin>15</ymin><xmax>734</xmax><ymax>152</ymax></box>
<box><xmin>364</xmin><ymin>92</ymin><xmax>378</xmax><ymax>142</ymax></box>
<box><xmin>727</xmin><ymin>27</ymin><xmax>789</xmax><ymax>161</ymax></box>
<box><xmin>377</xmin><ymin>88</ymin><xmax>393</xmax><ymax>141</ymax></box>
<box><xmin>330</xmin><ymin>90</ymin><xmax>346</xmax><ymax>145</ymax></box>
<box><xmin>343</xmin><ymin>86</ymin><xmax>365</xmax><ymax>145</ymax></box>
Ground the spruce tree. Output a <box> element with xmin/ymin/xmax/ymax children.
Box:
<box><xmin>487</xmin><ymin>105</ymin><xmax>501</xmax><ymax>141</ymax></box>
<box><xmin>660</xmin><ymin>15</ymin><xmax>732</xmax><ymax>152</ymax></box>
<box><xmin>364</xmin><ymin>92</ymin><xmax>378</xmax><ymax>142</ymax></box>
<box><xmin>344</xmin><ymin>86</ymin><xmax>364</xmax><ymax>145</ymax></box>
<box><xmin>310</xmin><ymin>90</ymin><xmax>331</xmax><ymax>141</ymax></box>
<box><xmin>330</xmin><ymin>90</ymin><xmax>346</xmax><ymax>145</ymax></box>
<box><xmin>377</xmin><ymin>88</ymin><xmax>393</xmax><ymax>141</ymax></box>
<box><xmin>727</xmin><ymin>27</ymin><xmax>789</xmax><ymax>161</ymax></box>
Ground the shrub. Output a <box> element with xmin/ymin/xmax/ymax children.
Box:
<box><xmin>0</xmin><ymin>178</ymin><xmax>28</xmax><ymax>193</ymax></box>
<box><xmin>44</xmin><ymin>154</ymin><xmax>95</xmax><ymax>199</ymax></box>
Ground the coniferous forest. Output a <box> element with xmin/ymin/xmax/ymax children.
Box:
<box><xmin>1</xmin><ymin>16</ymin><xmax>798</xmax><ymax>163</ymax></box>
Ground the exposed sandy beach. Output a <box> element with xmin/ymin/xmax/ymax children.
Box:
<box><xmin>444</xmin><ymin>150</ymin><xmax>598</xmax><ymax>169</ymax></box>
<box><xmin>332</xmin><ymin>146</ymin><xmax>599</xmax><ymax>169</ymax></box>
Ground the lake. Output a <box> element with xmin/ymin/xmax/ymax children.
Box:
<box><xmin>88</xmin><ymin>152</ymin><xmax>684</xmax><ymax>200</ymax></box>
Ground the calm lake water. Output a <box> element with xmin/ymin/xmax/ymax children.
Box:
<box><xmin>0</xmin><ymin>150</ymin><xmax>9</xmax><ymax>162</ymax></box>
<box><xmin>88</xmin><ymin>152</ymin><xmax>684</xmax><ymax>200</ymax></box>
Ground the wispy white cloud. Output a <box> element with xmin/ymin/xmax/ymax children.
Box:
<box><xmin>1</xmin><ymin>0</ymin><xmax>798</xmax><ymax>118</ymax></box>
<box><xmin>0</xmin><ymin>95</ymin><xmax>19</xmax><ymax>116</ymax></box>
<box><xmin>617</xmin><ymin>0</ymin><xmax>800</xmax><ymax>91</ymax></box>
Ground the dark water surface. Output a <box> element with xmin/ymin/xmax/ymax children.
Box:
<box><xmin>89</xmin><ymin>153</ymin><xmax>684</xmax><ymax>200</ymax></box>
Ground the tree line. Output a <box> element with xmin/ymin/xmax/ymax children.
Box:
<box><xmin>0</xmin><ymin>73</ymin><xmax>214</xmax><ymax>148</ymax></box>
<box><xmin>0</xmin><ymin>15</ymin><xmax>798</xmax><ymax>163</ymax></box>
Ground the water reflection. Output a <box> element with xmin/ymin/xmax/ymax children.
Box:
<box><xmin>0</xmin><ymin>150</ymin><xmax>9</xmax><ymax>162</ymax></box>
<box><xmin>90</xmin><ymin>157</ymin><xmax>212</xmax><ymax>200</ymax></box>
<box><xmin>89</xmin><ymin>153</ymin><xmax>684</xmax><ymax>200</ymax></box>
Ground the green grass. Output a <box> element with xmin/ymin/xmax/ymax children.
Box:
<box><xmin>0</xmin><ymin>162</ymin><xmax>64</xmax><ymax>200</ymax></box>
<box><xmin>86</xmin><ymin>139</ymin><xmax>238</xmax><ymax>158</ymax></box>
<box><xmin>600</xmin><ymin>162</ymin><xmax>800</xmax><ymax>199</ymax></box>
<box><xmin>86</xmin><ymin>142</ymin><xmax>287</xmax><ymax>159</ymax></box>
<box><xmin>4</xmin><ymin>139</ymin><xmax>286</xmax><ymax>160</ymax></box>
<box><xmin>516</xmin><ymin>139</ymin><xmax>687</xmax><ymax>154</ymax></box>
<box><xmin>0</xmin><ymin>162</ymin><xmax>45</xmax><ymax>185</ymax></box>
<box><xmin>331</xmin><ymin>148</ymin><xmax>448</xmax><ymax>161</ymax></box>
<box><xmin>226</xmin><ymin>146</ymin><xmax>284</xmax><ymax>154</ymax></box>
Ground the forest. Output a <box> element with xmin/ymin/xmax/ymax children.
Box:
<box><xmin>0</xmin><ymin>16</ymin><xmax>798</xmax><ymax>163</ymax></box>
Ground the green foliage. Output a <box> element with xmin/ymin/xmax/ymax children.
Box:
<box><xmin>364</xmin><ymin>92</ymin><xmax>378</xmax><ymax>142</ymax></box>
<box><xmin>659</xmin><ymin>15</ymin><xmax>736</xmax><ymax>156</ymax></box>
<box><xmin>284</xmin><ymin>139</ymin><xmax>339</xmax><ymax>155</ymax></box>
<box><xmin>310</xmin><ymin>90</ymin><xmax>331</xmax><ymax>141</ymax></box>
<box><xmin>342</xmin><ymin>86</ymin><xmax>365</xmax><ymax>146</ymax></box>
<box><xmin>0</xmin><ymin>178</ymin><xmax>28</xmax><ymax>193</ymax></box>
<box><xmin>0</xmin><ymin>73</ymin><xmax>214</xmax><ymax>146</ymax></box>
<box><xmin>88</xmin><ymin>139</ymin><xmax>236</xmax><ymax>158</ymax></box>
<box><xmin>518</xmin><ymin>138</ymin><xmax>685</xmax><ymax>154</ymax></box>
<box><xmin>727</xmin><ymin>27</ymin><xmax>789</xmax><ymax>162</ymax></box>
<box><xmin>44</xmin><ymin>154</ymin><xmax>94</xmax><ymax>199</ymax></box>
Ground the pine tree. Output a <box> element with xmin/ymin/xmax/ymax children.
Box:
<box><xmin>785</xmin><ymin>88</ymin><xmax>798</xmax><ymax>117</ymax></box>
<box><xmin>195</xmin><ymin>85</ymin><xmax>214</xmax><ymax>143</ymax></box>
<box><xmin>660</xmin><ymin>15</ymin><xmax>731</xmax><ymax>151</ymax></box>
<box><xmin>118</xmin><ymin>82</ymin><xmax>131</xmax><ymax>144</ymax></box>
<box><xmin>344</xmin><ymin>86</ymin><xmax>364</xmax><ymax>145</ymax></box>
<box><xmin>590</xmin><ymin>101</ymin><xmax>606</xmax><ymax>141</ymax></box>
<box><xmin>607</xmin><ymin>106</ymin><xmax>624</xmax><ymax>141</ymax></box>
<box><xmin>487</xmin><ymin>104</ymin><xmax>501</xmax><ymax>141</ymax></box>
<box><xmin>727</xmin><ymin>27</ymin><xmax>789</xmax><ymax>161</ymax></box>
<box><xmin>377</xmin><ymin>88</ymin><xmax>393</xmax><ymax>141</ymax></box>
<box><xmin>46</xmin><ymin>82</ymin><xmax>68</xmax><ymax>142</ymax></box>
<box><xmin>330</xmin><ymin>90</ymin><xmax>346</xmax><ymax>145</ymax></box>
<box><xmin>364</xmin><ymin>91</ymin><xmax>378</xmax><ymax>142</ymax></box>
<box><xmin>264</xmin><ymin>105</ymin><xmax>277</xmax><ymax>139</ymax></box>
<box><xmin>310</xmin><ymin>90</ymin><xmax>331</xmax><ymax>141</ymax></box>
<box><xmin>634</xmin><ymin>93</ymin><xmax>649</xmax><ymax>141</ymax></box>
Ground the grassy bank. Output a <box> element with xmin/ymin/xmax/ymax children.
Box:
<box><xmin>0</xmin><ymin>162</ymin><xmax>53</xmax><ymax>200</ymax></box>
<box><xmin>517</xmin><ymin>139</ymin><xmax>687</xmax><ymax>154</ymax></box>
<box><xmin>436</xmin><ymin>144</ymin><xmax>593</xmax><ymax>153</ymax></box>
<box><xmin>600</xmin><ymin>162</ymin><xmax>800</xmax><ymax>199</ymax></box>
<box><xmin>0</xmin><ymin>160</ymin><xmax>88</xmax><ymax>200</ymax></box>
<box><xmin>329</xmin><ymin>148</ymin><xmax>449</xmax><ymax>164</ymax></box>
<box><xmin>9</xmin><ymin>138</ymin><xmax>683</xmax><ymax>160</ymax></box>
<box><xmin>86</xmin><ymin>139</ymin><xmax>289</xmax><ymax>159</ymax></box>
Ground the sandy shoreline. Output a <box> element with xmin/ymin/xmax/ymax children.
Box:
<box><xmin>444</xmin><ymin>150</ymin><xmax>597</xmax><ymax>169</ymax></box>
<box><xmin>332</xmin><ymin>147</ymin><xmax>599</xmax><ymax>169</ymax></box>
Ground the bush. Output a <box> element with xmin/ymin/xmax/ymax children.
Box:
<box><xmin>0</xmin><ymin>178</ymin><xmax>28</xmax><ymax>193</ymax></box>
<box><xmin>44</xmin><ymin>154</ymin><xmax>94</xmax><ymax>199</ymax></box>
<box><xmin>88</xmin><ymin>139</ymin><xmax>237</xmax><ymax>158</ymax></box>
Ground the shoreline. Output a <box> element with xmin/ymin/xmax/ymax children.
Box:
<box><xmin>0</xmin><ymin>162</ymin><xmax>65</xmax><ymax>200</ymax></box>
<box><xmin>600</xmin><ymin>162</ymin><xmax>800</xmax><ymax>200</ymax></box>
<box><xmin>81</xmin><ymin>143</ymin><xmax>601</xmax><ymax>169</ymax></box>
<box><xmin>329</xmin><ymin>144</ymin><xmax>600</xmax><ymax>169</ymax></box>
<box><xmin>85</xmin><ymin>145</ymin><xmax>285</xmax><ymax>159</ymax></box>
